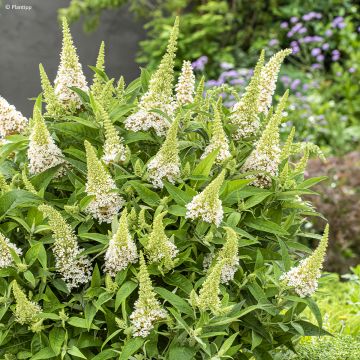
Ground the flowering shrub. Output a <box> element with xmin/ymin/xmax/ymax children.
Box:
<box><xmin>0</xmin><ymin>18</ymin><xmax>331</xmax><ymax>359</ymax></box>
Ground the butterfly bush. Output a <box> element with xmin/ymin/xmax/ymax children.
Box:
<box><xmin>0</xmin><ymin>18</ymin><xmax>330</xmax><ymax>359</ymax></box>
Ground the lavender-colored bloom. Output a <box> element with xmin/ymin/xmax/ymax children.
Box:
<box><xmin>358</xmin><ymin>26</ymin><xmax>360</xmax><ymax>33</ymax></box>
<box><xmin>302</xmin><ymin>84</ymin><xmax>309</xmax><ymax>91</ymax></box>
<box><xmin>230</xmin><ymin>78</ymin><xmax>245</xmax><ymax>85</ymax></box>
<box><xmin>302</xmin><ymin>13</ymin><xmax>312</xmax><ymax>21</ymax></box>
<box><xmin>206</xmin><ymin>80</ymin><xmax>221</xmax><ymax>87</ymax></box>
<box><xmin>311</xmin><ymin>48</ymin><xmax>321</xmax><ymax>57</ymax></box>
<box><xmin>290</xmin><ymin>79</ymin><xmax>301</xmax><ymax>90</ymax></box>
<box><xmin>287</xmin><ymin>30</ymin><xmax>294</xmax><ymax>38</ymax></box>
<box><xmin>315</xmin><ymin>13</ymin><xmax>322</xmax><ymax>19</ymax></box>
<box><xmin>337</xmin><ymin>22</ymin><xmax>345</xmax><ymax>29</ymax></box>
<box><xmin>311</xmin><ymin>63</ymin><xmax>321</xmax><ymax>70</ymax></box>
<box><xmin>331</xmin><ymin>49</ymin><xmax>340</xmax><ymax>61</ymax></box>
<box><xmin>302</xmin><ymin>36</ymin><xmax>313</xmax><ymax>43</ymax></box>
<box><xmin>268</xmin><ymin>39</ymin><xmax>279</xmax><ymax>47</ymax></box>
<box><xmin>325</xmin><ymin>29</ymin><xmax>333</xmax><ymax>37</ymax></box>
<box><xmin>349</xmin><ymin>67</ymin><xmax>356</xmax><ymax>73</ymax></box>
<box><xmin>280</xmin><ymin>21</ymin><xmax>289</xmax><ymax>29</ymax></box>
<box><xmin>292</xmin><ymin>46</ymin><xmax>300</xmax><ymax>54</ymax></box>
<box><xmin>322</xmin><ymin>43</ymin><xmax>330</xmax><ymax>50</ymax></box>
<box><xmin>192</xmin><ymin>56</ymin><xmax>208</xmax><ymax>71</ymax></box>
<box><xmin>316</xmin><ymin>55</ymin><xmax>325</xmax><ymax>62</ymax></box>
<box><xmin>290</xmin><ymin>16</ymin><xmax>298</xmax><ymax>23</ymax></box>
<box><xmin>332</xmin><ymin>16</ymin><xmax>344</xmax><ymax>27</ymax></box>
<box><xmin>221</xmin><ymin>70</ymin><xmax>239</xmax><ymax>78</ymax></box>
<box><xmin>299</xmin><ymin>27</ymin><xmax>307</xmax><ymax>34</ymax></box>
<box><xmin>220</xmin><ymin>62</ymin><xmax>234</xmax><ymax>70</ymax></box>
<box><xmin>280</xmin><ymin>75</ymin><xmax>291</xmax><ymax>85</ymax></box>
<box><xmin>312</xmin><ymin>36</ymin><xmax>323</xmax><ymax>42</ymax></box>
<box><xmin>292</xmin><ymin>23</ymin><xmax>303</xmax><ymax>33</ymax></box>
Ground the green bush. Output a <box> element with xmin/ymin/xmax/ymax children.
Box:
<box><xmin>0</xmin><ymin>18</ymin><xmax>331</xmax><ymax>359</ymax></box>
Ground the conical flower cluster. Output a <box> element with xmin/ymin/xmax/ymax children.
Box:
<box><xmin>280</xmin><ymin>126</ymin><xmax>295</xmax><ymax>161</ymax></box>
<box><xmin>258</xmin><ymin>49</ymin><xmax>292</xmax><ymax>115</ymax></box>
<box><xmin>125</xmin><ymin>18</ymin><xmax>179</xmax><ymax>136</ymax></box>
<box><xmin>218</xmin><ymin>227</ymin><xmax>239</xmax><ymax>284</ymax></box>
<box><xmin>39</xmin><ymin>205</ymin><xmax>92</xmax><ymax>290</ymax></box>
<box><xmin>130</xmin><ymin>253</ymin><xmax>167</xmax><ymax>337</ymax></box>
<box><xmin>27</xmin><ymin>108</ymin><xmax>65</xmax><ymax>175</ymax></box>
<box><xmin>146</xmin><ymin>212</ymin><xmax>178</xmax><ymax>270</ymax></box>
<box><xmin>0</xmin><ymin>232</ymin><xmax>22</xmax><ymax>268</ymax></box>
<box><xmin>201</xmin><ymin>101</ymin><xmax>231</xmax><ymax>163</ymax></box>
<box><xmin>104</xmin><ymin>209</ymin><xmax>138</xmax><ymax>277</ymax></box>
<box><xmin>281</xmin><ymin>225</ymin><xmax>329</xmax><ymax>297</ymax></box>
<box><xmin>0</xmin><ymin>95</ymin><xmax>28</xmax><ymax>138</ymax></box>
<box><xmin>97</xmin><ymin>103</ymin><xmax>126</xmax><ymax>164</ymax></box>
<box><xmin>194</xmin><ymin>259</ymin><xmax>225</xmax><ymax>313</ymax></box>
<box><xmin>54</xmin><ymin>18</ymin><xmax>89</xmax><ymax>113</ymax></box>
<box><xmin>242</xmin><ymin>91</ymin><xmax>288</xmax><ymax>188</ymax></box>
<box><xmin>0</xmin><ymin>172</ymin><xmax>10</xmax><ymax>193</ymax></box>
<box><xmin>229</xmin><ymin>51</ymin><xmax>265</xmax><ymax>140</ymax></box>
<box><xmin>84</xmin><ymin>141</ymin><xmax>124</xmax><ymax>223</ymax></box>
<box><xmin>91</xmin><ymin>41</ymin><xmax>105</xmax><ymax>99</ymax></box>
<box><xmin>39</xmin><ymin>64</ymin><xmax>62</xmax><ymax>117</ymax></box>
<box><xmin>175</xmin><ymin>60</ymin><xmax>195</xmax><ymax>105</ymax></box>
<box><xmin>147</xmin><ymin>118</ymin><xmax>181</xmax><ymax>188</ymax></box>
<box><xmin>12</xmin><ymin>281</ymin><xmax>42</xmax><ymax>325</ymax></box>
<box><xmin>186</xmin><ymin>170</ymin><xmax>225</xmax><ymax>227</ymax></box>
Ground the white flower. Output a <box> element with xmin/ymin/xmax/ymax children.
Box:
<box><xmin>0</xmin><ymin>233</ymin><xmax>22</xmax><ymax>268</ymax></box>
<box><xmin>175</xmin><ymin>61</ymin><xmax>195</xmax><ymax>105</ymax></box>
<box><xmin>147</xmin><ymin>155</ymin><xmax>180</xmax><ymax>188</ymax></box>
<box><xmin>220</xmin><ymin>260</ymin><xmax>239</xmax><ymax>284</ymax></box>
<box><xmin>0</xmin><ymin>96</ymin><xmax>28</xmax><ymax>138</ymax></box>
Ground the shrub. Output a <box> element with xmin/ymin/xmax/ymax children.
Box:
<box><xmin>0</xmin><ymin>18</ymin><xmax>330</xmax><ymax>359</ymax></box>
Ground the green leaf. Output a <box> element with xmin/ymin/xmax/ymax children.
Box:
<box><xmin>164</xmin><ymin>182</ymin><xmax>193</xmax><ymax>205</ymax></box>
<box><xmin>169</xmin><ymin>346</ymin><xmax>196</xmax><ymax>360</ymax></box>
<box><xmin>91</xmin><ymin>349</ymin><xmax>118</xmax><ymax>360</ymax></box>
<box><xmin>0</xmin><ymin>190</ymin><xmax>41</xmax><ymax>217</ymax></box>
<box><xmin>115</xmin><ymin>281</ymin><xmax>138</xmax><ymax>311</ymax></box>
<box><xmin>154</xmin><ymin>287</ymin><xmax>193</xmax><ymax>315</ymax></box>
<box><xmin>192</xmin><ymin>148</ymin><xmax>219</xmax><ymax>177</ymax></box>
<box><xmin>49</xmin><ymin>327</ymin><xmax>65</xmax><ymax>355</ymax></box>
<box><xmin>244</xmin><ymin>218</ymin><xmax>289</xmax><ymax>236</ymax></box>
<box><xmin>25</xmin><ymin>243</ymin><xmax>47</xmax><ymax>268</ymax></box>
<box><xmin>91</xmin><ymin>264</ymin><xmax>102</xmax><ymax>288</ymax></box>
<box><xmin>222</xmin><ymin>179</ymin><xmax>252</xmax><ymax>198</ymax></box>
<box><xmin>119</xmin><ymin>338</ymin><xmax>144</xmax><ymax>360</ymax></box>
<box><xmin>67</xmin><ymin>346</ymin><xmax>87</xmax><ymax>359</ymax></box>
<box><xmin>129</xmin><ymin>181</ymin><xmax>160</xmax><ymax>206</ymax></box>
<box><xmin>67</xmin><ymin>317</ymin><xmax>100</xmax><ymax>330</ymax></box>
<box><xmin>30</xmin><ymin>347</ymin><xmax>56</xmax><ymax>360</ymax></box>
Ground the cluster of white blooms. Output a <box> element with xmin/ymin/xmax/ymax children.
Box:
<box><xmin>281</xmin><ymin>225</ymin><xmax>329</xmax><ymax>298</ymax></box>
<box><xmin>258</xmin><ymin>49</ymin><xmax>292</xmax><ymax>115</ymax></box>
<box><xmin>0</xmin><ymin>96</ymin><xmax>28</xmax><ymax>138</ymax></box>
<box><xmin>125</xmin><ymin>100</ymin><xmax>175</xmax><ymax>137</ymax></box>
<box><xmin>203</xmin><ymin>253</ymin><xmax>214</xmax><ymax>271</ymax></box>
<box><xmin>0</xmin><ymin>233</ymin><xmax>22</xmax><ymax>268</ymax></box>
<box><xmin>201</xmin><ymin>101</ymin><xmax>231</xmax><ymax>163</ymax></box>
<box><xmin>130</xmin><ymin>303</ymin><xmax>168</xmax><ymax>338</ymax></box>
<box><xmin>39</xmin><ymin>205</ymin><xmax>92</xmax><ymax>291</ymax></box>
<box><xmin>147</xmin><ymin>156</ymin><xmax>180</xmax><ymax>188</ymax></box>
<box><xmin>54</xmin><ymin>19</ymin><xmax>89</xmax><ymax>112</ymax></box>
<box><xmin>220</xmin><ymin>260</ymin><xmax>239</xmax><ymax>284</ymax></box>
<box><xmin>104</xmin><ymin>210</ymin><xmax>138</xmax><ymax>277</ymax></box>
<box><xmin>27</xmin><ymin>110</ymin><xmax>65</xmax><ymax>176</ymax></box>
<box><xmin>102</xmin><ymin>141</ymin><xmax>126</xmax><ymax>164</ymax></box>
<box><xmin>130</xmin><ymin>254</ymin><xmax>167</xmax><ymax>337</ymax></box>
<box><xmin>175</xmin><ymin>61</ymin><xmax>195</xmax><ymax>105</ymax></box>
<box><xmin>85</xmin><ymin>141</ymin><xmax>124</xmax><ymax>223</ymax></box>
<box><xmin>186</xmin><ymin>171</ymin><xmax>225</xmax><ymax>227</ymax></box>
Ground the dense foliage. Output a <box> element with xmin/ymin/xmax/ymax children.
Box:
<box><xmin>0</xmin><ymin>19</ymin><xmax>331</xmax><ymax>359</ymax></box>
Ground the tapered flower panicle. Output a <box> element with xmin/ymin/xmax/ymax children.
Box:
<box><xmin>195</xmin><ymin>259</ymin><xmax>225</xmax><ymax>313</ymax></box>
<box><xmin>146</xmin><ymin>212</ymin><xmax>178</xmax><ymax>270</ymax></box>
<box><xmin>116</xmin><ymin>76</ymin><xmax>125</xmax><ymax>100</ymax></box>
<box><xmin>194</xmin><ymin>76</ymin><xmax>205</xmax><ymax>106</ymax></box>
<box><xmin>0</xmin><ymin>232</ymin><xmax>22</xmax><ymax>268</ymax></box>
<box><xmin>280</xmin><ymin>126</ymin><xmax>295</xmax><ymax>161</ymax></box>
<box><xmin>218</xmin><ymin>227</ymin><xmax>239</xmax><ymax>284</ymax></box>
<box><xmin>39</xmin><ymin>205</ymin><xmax>92</xmax><ymax>290</ymax></box>
<box><xmin>27</xmin><ymin>108</ymin><xmax>65</xmax><ymax>175</ymax></box>
<box><xmin>176</xmin><ymin>60</ymin><xmax>195</xmax><ymax>105</ymax></box>
<box><xmin>258</xmin><ymin>49</ymin><xmax>292</xmax><ymax>115</ymax></box>
<box><xmin>91</xmin><ymin>41</ymin><xmax>105</xmax><ymax>98</ymax></box>
<box><xmin>97</xmin><ymin>103</ymin><xmax>126</xmax><ymax>164</ymax></box>
<box><xmin>84</xmin><ymin>141</ymin><xmax>124</xmax><ymax>223</ymax></box>
<box><xmin>39</xmin><ymin>64</ymin><xmax>62</xmax><ymax>117</ymax></box>
<box><xmin>125</xmin><ymin>18</ymin><xmax>179</xmax><ymax>136</ymax></box>
<box><xmin>242</xmin><ymin>91</ymin><xmax>289</xmax><ymax>188</ymax></box>
<box><xmin>201</xmin><ymin>100</ymin><xmax>231</xmax><ymax>163</ymax></box>
<box><xmin>54</xmin><ymin>18</ymin><xmax>89</xmax><ymax>113</ymax></box>
<box><xmin>229</xmin><ymin>51</ymin><xmax>265</xmax><ymax>140</ymax></box>
<box><xmin>281</xmin><ymin>225</ymin><xmax>329</xmax><ymax>297</ymax></box>
<box><xmin>104</xmin><ymin>209</ymin><xmax>138</xmax><ymax>277</ymax></box>
<box><xmin>0</xmin><ymin>172</ymin><xmax>10</xmax><ymax>193</ymax></box>
<box><xmin>186</xmin><ymin>170</ymin><xmax>225</xmax><ymax>226</ymax></box>
<box><xmin>12</xmin><ymin>281</ymin><xmax>42</xmax><ymax>325</ymax></box>
<box><xmin>130</xmin><ymin>253</ymin><xmax>167</xmax><ymax>337</ymax></box>
<box><xmin>0</xmin><ymin>95</ymin><xmax>28</xmax><ymax>137</ymax></box>
<box><xmin>147</xmin><ymin>117</ymin><xmax>181</xmax><ymax>188</ymax></box>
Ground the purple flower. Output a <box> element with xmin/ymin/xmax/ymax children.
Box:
<box><xmin>292</xmin><ymin>46</ymin><xmax>300</xmax><ymax>54</ymax></box>
<box><xmin>316</xmin><ymin>54</ymin><xmax>325</xmax><ymax>62</ymax></box>
<box><xmin>291</xmin><ymin>23</ymin><xmax>303</xmax><ymax>34</ymax></box>
<box><xmin>298</xmin><ymin>27</ymin><xmax>307</xmax><ymax>34</ymax></box>
<box><xmin>268</xmin><ymin>39</ymin><xmax>279</xmax><ymax>47</ymax></box>
<box><xmin>220</xmin><ymin>62</ymin><xmax>234</xmax><ymax>70</ymax></box>
<box><xmin>311</xmin><ymin>48</ymin><xmax>321</xmax><ymax>56</ymax></box>
<box><xmin>311</xmin><ymin>63</ymin><xmax>321</xmax><ymax>70</ymax></box>
<box><xmin>230</xmin><ymin>79</ymin><xmax>245</xmax><ymax>85</ymax></box>
<box><xmin>280</xmin><ymin>21</ymin><xmax>289</xmax><ymax>29</ymax></box>
<box><xmin>358</xmin><ymin>26</ymin><xmax>360</xmax><ymax>33</ymax></box>
<box><xmin>280</xmin><ymin>75</ymin><xmax>291</xmax><ymax>85</ymax></box>
<box><xmin>337</xmin><ymin>22</ymin><xmax>345</xmax><ymax>29</ymax></box>
<box><xmin>322</xmin><ymin>43</ymin><xmax>330</xmax><ymax>50</ymax></box>
<box><xmin>205</xmin><ymin>79</ymin><xmax>221</xmax><ymax>87</ymax></box>
<box><xmin>290</xmin><ymin>79</ymin><xmax>301</xmax><ymax>90</ymax></box>
<box><xmin>332</xmin><ymin>16</ymin><xmax>344</xmax><ymax>27</ymax></box>
<box><xmin>192</xmin><ymin>56</ymin><xmax>208</xmax><ymax>71</ymax></box>
<box><xmin>325</xmin><ymin>29</ymin><xmax>333</xmax><ymax>37</ymax></box>
<box><xmin>287</xmin><ymin>30</ymin><xmax>294</xmax><ymax>38</ymax></box>
<box><xmin>349</xmin><ymin>67</ymin><xmax>356</xmax><ymax>73</ymax></box>
<box><xmin>331</xmin><ymin>49</ymin><xmax>340</xmax><ymax>61</ymax></box>
<box><xmin>290</xmin><ymin>16</ymin><xmax>298</xmax><ymax>23</ymax></box>
<box><xmin>312</xmin><ymin>36</ymin><xmax>323</xmax><ymax>42</ymax></box>
<box><xmin>220</xmin><ymin>70</ymin><xmax>239</xmax><ymax>79</ymax></box>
